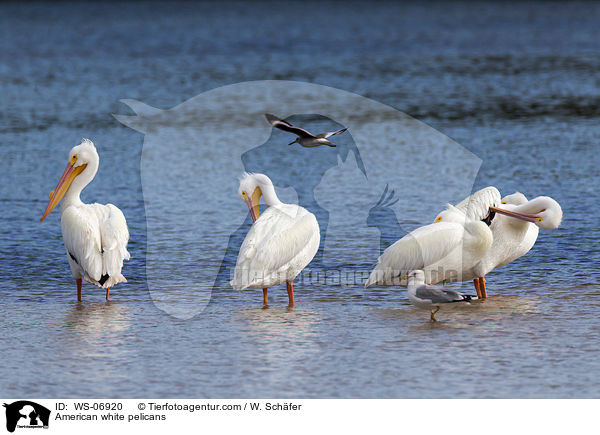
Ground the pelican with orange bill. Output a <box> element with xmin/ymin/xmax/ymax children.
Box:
<box><xmin>230</xmin><ymin>173</ymin><xmax>320</xmax><ymax>306</ymax></box>
<box><xmin>462</xmin><ymin>192</ymin><xmax>563</xmax><ymax>298</ymax></box>
<box><xmin>40</xmin><ymin>139</ymin><xmax>130</xmax><ymax>301</ymax></box>
<box><xmin>488</xmin><ymin>196</ymin><xmax>562</xmax><ymax>230</ymax></box>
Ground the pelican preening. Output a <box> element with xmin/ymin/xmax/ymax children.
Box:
<box><xmin>230</xmin><ymin>173</ymin><xmax>320</xmax><ymax>306</ymax></box>
<box><xmin>41</xmin><ymin>139</ymin><xmax>130</xmax><ymax>301</ymax></box>
<box><xmin>265</xmin><ymin>113</ymin><xmax>347</xmax><ymax>147</ymax></box>
<box><xmin>366</xmin><ymin>186</ymin><xmax>562</xmax><ymax>301</ymax></box>
<box><xmin>407</xmin><ymin>270</ymin><xmax>474</xmax><ymax>322</ymax></box>
<box><xmin>465</xmin><ymin>192</ymin><xmax>562</xmax><ymax>297</ymax></box>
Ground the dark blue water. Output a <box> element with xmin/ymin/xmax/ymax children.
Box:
<box><xmin>1</xmin><ymin>1</ymin><xmax>600</xmax><ymax>398</ymax></box>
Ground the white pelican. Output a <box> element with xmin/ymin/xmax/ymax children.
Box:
<box><xmin>465</xmin><ymin>192</ymin><xmax>563</xmax><ymax>297</ymax></box>
<box><xmin>265</xmin><ymin>113</ymin><xmax>347</xmax><ymax>147</ymax></box>
<box><xmin>407</xmin><ymin>270</ymin><xmax>474</xmax><ymax>322</ymax></box>
<box><xmin>365</xmin><ymin>202</ymin><xmax>494</xmax><ymax>288</ymax></box>
<box><xmin>452</xmin><ymin>186</ymin><xmax>502</xmax><ymax>297</ymax></box>
<box><xmin>40</xmin><ymin>139</ymin><xmax>130</xmax><ymax>301</ymax></box>
<box><xmin>230</xmin><ymin>173</ymin><xmax>320</xmax><ymax>306</ymax></box>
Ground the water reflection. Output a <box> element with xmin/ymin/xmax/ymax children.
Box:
<box><xmin>235</xmin><ymin>306</ymin><xmax>321</xmax><ymax>388</ymax></box>
<box><xmin>62</xmin><ymin>302</ymin><xmax>131</xmax><ymax>358</ymax></box>
<box><xmin>376</xmin><ymin>294</ymin><xmax>541</xmax><ymax>329</ymax></box>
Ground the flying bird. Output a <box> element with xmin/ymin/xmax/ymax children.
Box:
<box><xmin>265</xmin><ymin>113</ymin><xmax>347</xmax><ymax>147</ymax></box>
<box><xmin>40</xmin><ymin>139</ymin><xmax>130</xmax><ymax>301</ymax></box>
<box><xmin>230</xmin><ymin>173</ymin><xmax>320</xmax><ymax>306</ymax></box>
<box><xmin>407</xmin><ymin>270</ymin><xmax>474</xmax><ymax>322</ymax></box>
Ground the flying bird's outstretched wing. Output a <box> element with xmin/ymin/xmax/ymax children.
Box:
<box><xmin>264</xmin><ymin>113</ymin><xmax>315</xmax><ymax>138</ymax></box>
<box><xmin>316</xmin><ymin>128</ymin><xmax>347</xmax><ymax>139</ymax></box>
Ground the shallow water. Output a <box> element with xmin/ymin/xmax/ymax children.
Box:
<box><xmin>1</xmin><ymin>2</ymin><xmax>600</xmax><ymax>398</ymax></box>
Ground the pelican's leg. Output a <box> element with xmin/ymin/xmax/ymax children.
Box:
<box><xmin>76</xmin><ymin>278</ymin><xmax>82</xmax><ymax>302</ymax></box>
<box><xmin>263</xmin><ymin>288</ymin><xmax>268</xmax><ymax>306</ymax></box>
<box><xmin>478</xmin><ymin>277</ymin><xmax>487</xmax><ymax>299</ymax></box>
<box><xmin>106</xmin><ymin>287</ymin><xmax>110</xmax><ymax>301</ymax></box>
<box><xmin>473</xmin><ymin>279</ymin><xmax>481</xmax><ymax>299</ymax></box>
<box><xmin>430</xmin><ymin>306</ymin><xmax>440</xmax><ymax>322</ymax></box>
<box><xmin>286</xmin><ymin>281</ymin><xmax>294</xmax><ymax>306</ymax></box>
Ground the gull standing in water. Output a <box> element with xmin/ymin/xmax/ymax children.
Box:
<box><xmin>265</xmin><ymin>113</ymin><xmax>347</xmax><ymax>147</ymax></box>
<box><xmin>407</xmin><ymin>270</ymin><xmax>474</xmax><ymax>322</ymax></box>
<box><xmin>40</xmin><ymin>139</ymin><xmax>130</xmax><ymax>301</ymax></box>
<box><xmin>230</xmin><ymin>173</ymin><xmax>320</xmax><ymax>306</ymax></box>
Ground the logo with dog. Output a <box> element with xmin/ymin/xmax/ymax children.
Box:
<box><xmin>3</xmin><ymin>401</ymin><xmax>50</xmax><ymax>433</ymax></box>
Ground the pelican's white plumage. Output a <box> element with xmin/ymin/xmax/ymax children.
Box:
<box><xmin>231</xmin><ymin>173</ymin><xmax>319</xmax><ymax>305</ymax></box>
<box><xmin>495</xmin><ymin>193</ymin><xmax>539</xmax><ymax>267</ymax></box>
<box><xmin>41</xmin><ymin>139</ymin><xmax>130</xmax><ymax>299</ymax></box>
<box><xmin>455</xmin><ymin>186</ymin><xmax>501</xmax><ymax>221</ymax></box>
<box><xmin>365</xmin><ymin>204</ymin><xmax>493</xmax><ymax>287</ymax></box>
<box><xmin>61</xmin><ymin>203</ymin><xmax>129</xmax><ymax>288</ymax></box>
<box><xmin>467</xmin><ymin>192</ymin><xmax>562</xmax><ymax>281</ymax></box>
<box><xmin>232</xmin><ymin>203</ymin><xmax>319</xmax><ymax>289</ymax></box>
<box><xmin>439</xmin><ymin>187</ymin><xmax>562</xmax><ymax>297</ymax></box>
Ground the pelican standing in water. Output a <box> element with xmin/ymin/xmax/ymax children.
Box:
<box><xmin>407</xmin><ymin>270</ymin><xmax>474</xmax><ymax>322</ymax></box>
<box><xmin>467</xmin><ymin>193</ymin><xmax>562</xmax><ymax>297</ymax></box>
<box><xmin>457</xmin><ymin>189</ymin><xmax>563</xmax><ymax>298</ymax></box>
<box><xmin>40</xmin><ymin>139</ymin><xmax>130</xmax><ymax>301</ymax></box>
<box><xmin>230</xmin><ymin>173</ymin><xmax>320</xmax><ymax>306</ymax></box>
<box><xmin>365</xmin><ymin>202</ymin><xmax>494</xmax><ymax>289</ymax></box>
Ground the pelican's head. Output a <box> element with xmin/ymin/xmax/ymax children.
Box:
<box><xmin>68</xmin><ymin>138</ymin><xmax>98</xmax><ymax>166</ymax></box>
<box><xmin>41</xmin><ymin>139</ymin><xmax>98</xmax><ymax>222</ymax></box>
<box><xmin>433</xmin><ymin>204</ymin><xmax>466</xmax><ymax>224</ymax></box>
<box><xmin>490</xmin><ymin>196</ymin><xmax>562</xmax><ymax>230</ymax></box>
<box><xmin>238</xmin><ymin>173</ymin><xmax>273</xmax><ymax>222</ymax></box>
<box><xmin>501</xmin><ymin>192</ymin><xmax>528</xmax><ymax>205</ymax></box>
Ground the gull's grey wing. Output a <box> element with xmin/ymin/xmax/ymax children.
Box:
<box><xmin>316</xmin><ymin>128</ymin><xmax>347</xmax><ymax>139</ymax></box>
<box><xmin>265</xmin><ymin>113</ymin><xmax>315</xmax><ymax>138</ymax></box>
<box><xmin>415</xmin><ymin>285</ymin><xmax>470</xmax><ymax>304</ymax></box>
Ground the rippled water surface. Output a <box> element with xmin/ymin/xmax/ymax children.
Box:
<box><xmin>1</xmin><ymin>2</ymin><xmax>600</xmax><ymax>398</ymax></box>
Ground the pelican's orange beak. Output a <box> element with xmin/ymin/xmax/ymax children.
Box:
<box><xmin>40</xmin><ymin>156</ymin><xmax>87</xmax><ymax>222</ymax></box>
<box><xmin>489</xmin><ymin>206</ymin><xmax>542</xmax><ymax>224</ymax></box>
<box><xmin>245</xmin><ymin>186</ymin><xmax>262</xmax><ymax>222</ymax></box>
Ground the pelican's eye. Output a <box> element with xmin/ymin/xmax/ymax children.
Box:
<box><xmin>241</xmin><ymin>191</ymin><xmax>247</xmax><ymax>196</ymax></box>
<box><xmin>537</xmin><ymin>217</ymin><xmax>543</xmax><ymax>222</ymax></box>
<box><xmin>70</xmin><ymin>154</ymin><xmax>78</xmax><ymax>164</ymax></box>
<box><xmin>434</xmin><ymin>216</ymin><xmax>442</xmax><ymax>223</ymax></box>
<box><xmin>501</xmin><ymin>202</ymin><xmax>507</xmax><ymax>204</ymax></box>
